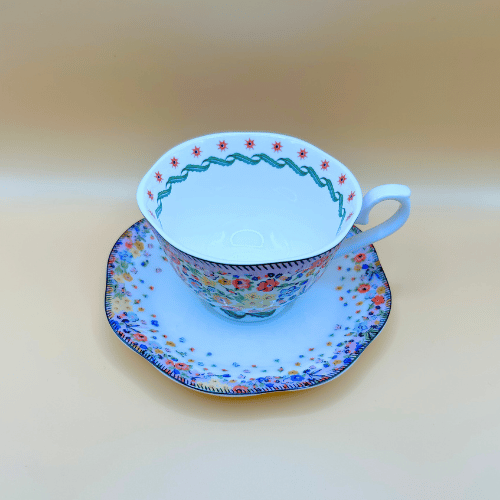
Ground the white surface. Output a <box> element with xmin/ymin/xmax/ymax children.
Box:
<box><xmin>137</xmin><ymin>132</ymin><xmax>363</xmax><ymax>264</ymax></box>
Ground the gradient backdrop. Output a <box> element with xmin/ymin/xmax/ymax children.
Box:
<box><xmin>1</xmin><ymin>1</ymin><xmax>499</xmax><ymax>499</ymax></box>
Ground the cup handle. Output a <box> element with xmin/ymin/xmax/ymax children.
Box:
<box><xmin>335</xmin><ymin>184</ymin><xmax>411</xmax><ymax>257</ymax></box>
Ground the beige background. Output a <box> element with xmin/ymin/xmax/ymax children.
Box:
<box><xmin>1</xmin><ymin>1</ymin><xmax>499</xmax><ymax>499</ymax></box>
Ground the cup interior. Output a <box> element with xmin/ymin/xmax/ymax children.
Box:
<box><xmin>137</xmin><ymin>132</ymin><xmax>362</xmax><ymax>265</ymax></box>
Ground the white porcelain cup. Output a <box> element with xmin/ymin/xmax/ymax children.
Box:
<box><xmin>137</xmin><ymin>132</ymin><xmax>410</xmax><ymax>320</ymax></box>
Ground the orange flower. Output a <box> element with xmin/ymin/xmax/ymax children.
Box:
<box><xmin>371</xmin><ymin>295</ymin><xmax>385</xmax><ymax>305</ymax></box>
<box><xmin>232</xmin><ymin>385</ymin><xmax>249</xmax><ymax>393</ymax></box>
<box><xmin>354</xmin><ymin>253</ymin><xmax>366</xmax><ymax>263</ymax></box>
<box><xmin>358</xmin><ymin>284</ymin><xmax>371</xmax><ymax>293</ymax></box>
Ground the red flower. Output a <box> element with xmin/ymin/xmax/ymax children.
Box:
<box><xmin>348</xmin><ymin>191</ymin><xmax>355</xmax><ymax>201</ymax></box>
<box><xmin>175</xmin><ymin>362</ymin><xmax>189</xmax><ymax>370</ymax></box>
<box><xmin>272</xmin><ymin>141</ymin><xmax>282</xmax><ymax>152</ymax></box>
<box><xmin>245</xmin><ymin>139</ymin><xmax>255</xmax><ymax>149</ymax></box>
<box><xmin>147</xmin><ymin>190</ymin><xmax>153</xmax><ymax>200</ymax></box>
<box><xmin>165</xmin><ymin>359</ymin><xmax>175</xmax><ymax>366</ymax></box>
<box><xmin>298</xmin><ymin>148</ymin><xmax>308</xmax><ymax>159</ymax></box>
<box><xmin>338</xmin><ymin>174</ymin><xmax>346</xmax><ymax>185</ymax></box>
<box><xmin>170</xmin><ymin>157</ymin><xmax>179</xmax><ymax>168</ymax></box>
<box><xmin>233</xmin><ymin>385</ymin><xmax>249</xmax><ymax>393</ymax></box>
<box><xmin>232</xmin><ymin>278</ymin><xmax>251</xmax><ymax>289</ymax></box>
<box><xmin>124</xmin><ymin>241</ymin><xmax>133</xmax><ymax>249</ymax></box>
<box><xmin>320</xmin><ymin>160</ymin><xmax>329</xmax><ymax>170</ymax></box>
<box><xmin>133</xmin><ymin>333</ymin><xmax>148</xmax><ymax>342</ymax></box>
<box><xmin>155</xmin><ymin>171</ymin><xmax>162</xmax><ymax>182</ymax></box>
<box><xmin>353</xmin><ymin>253</ymin><xmax>366</xmax><ymax>263</ymax></box>
<box><xmin>218</xmin><ymin>140</ymin><xmax>228</xmax><ymax>151</ymax></box>
<box><xmin>257</xmin><ymin>278</ymin><xmax>279</xmax><ymax>292</ymax></box>
<box><xmin>358</xmin><ymin>284</ymin><xmax>371</xmax><ymax>293</ymax></box>
<box><xmin>192</xmin><ymin>146</ymin><xmax>202</xmax><ymax>157</ymax></box>
<box><xmin>372</xmin><ymin>295</ymin><xmax>385</xmax><ymax>305</ymax></box>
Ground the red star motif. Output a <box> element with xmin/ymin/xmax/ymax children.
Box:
<box><xmin>147</xmin><ymin>190</ymin><xmax>153</xmax><ymax>200</ymax></box>
<box><xmin>192</xmin><ymin>146</ymin><xmax>201</xmax><ymax>157</ymax></box>
<box><xmin>245</xmin><ymin>139</ymin><xmax>255</xmax><ymax>149</ymax></box>
<box><xmin>170</xmin><ymin>157</ymin><xmax>179</xmax><ymax>168</ymax></box>
<box><xmin>320</xmin><ymin>160</ymin><xmax>329</xmax><ymax>170</ymax></box>
<box><xmin>272</xmin><ymin>141</ymin><xmax>282</xmax><ymax>152</ymax></box>
<box><xmin>338</xmin><ymin>174</ymin><xmax>346</xmax><ymax>185</ymax></box>
<box><xmin>298</xmin><ymin>148</ymin><xmax>308</xmax><ymax>160</ymax></box>
<box><xmin>154</xmin><ymin>171</ymin><xmax>162</xmax><ymax>182</ymax></box>
<box><xmin>218</xmin><ymin>140</ymin><xmax>228</xmax><ymax>151</ymax></box>
<box><xmin>348</xmin><ymin>191</ymin><xmax>355</xmax><ymax>202</ymax></box>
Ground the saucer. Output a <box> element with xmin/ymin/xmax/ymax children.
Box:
<box><xmin>105</xmin><ymin>219</ymin><xmax>392</xmax><ymax>396</ymax></box>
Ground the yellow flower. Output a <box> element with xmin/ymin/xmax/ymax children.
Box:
<box><xmin>295</xmin><ymin>362</ymin><xmax>301</xmax><ymax>366</ymax></box>
<box><xmin>335</xmin><ymin>285</ymin><xmax>343</xmax><ymax>291</ymax></box>
<box><xmin>333</xmin><ymin>360</ymin><xmax>342</xmax><ymax>365</ymax></box>
<box><xmin>122</xmin><ymin>273</ymin><xmax>133</xmax><ymax>282</ymax></box>
<box><xmin>201</xmin><ymin>276</ymin><xmax>216</xmax><ymax>287</ymax></box>
<box><xmin>326</xmin><ymin>342</ymin><xmax>332</xmax><ymax>346</ymax></box>
<box><xmin>377</xmin><ymin>286</ymin><xmax>386</xmax><ymax>295</ymax></box>
<box><xmin>218</xmin><ymin>278</ymin><xmax>231</xmax><ymax>286</ymax></box>
<box><xmin>166</xmin><ymin>341</ymin><xmax>176</xmax><ymax>347</ymax></box>
<box><xmin>114</xmin><ymin>274</ymin><xmax>125</xmax><ymax>283</ymax></box>
<box><xmin>288</xmin><ymin>370</ymin><xmax>299</xmax><ymax>375</ymax></box>
<box><xmin>374</xmin><ymin>320</ymin><xmax>380</xmax><ymax>325</ymax></box>
<box><xmin>356</xmin><ymin>301</ymin><xmax>363</xmax><ymax>306</ymax></box>
<box><xmin>154</xmin><ymin>348</ymin><xmax>163</xmax><ymax>354</ymax></box>
<box><xmin>129</xmin><ymin>247</ymin><xmax>141</xmax><ymax>258</ymax></box>
<box><xmin>138</xmin><ymin>307</ymin><xmax>145</xmax><ymax>312</ymax></box>
<box><xmin>135</xmin><ymin>241</ymin><xmax>144</xmax><ymax>250</ymax></box>
<box><xmin>354</xmin><ymin>264</ymin><xmax>362</xmax><ymax>271</ymax></box>
<box><xmin>111</xmin><ymin>297</ymin><xmax>132</xmax><ymax>313</ymax></box>
<box><xmin>213</xmin><ymin>295</ymin><xmax>231</xmax><ymax>305</ymax></box>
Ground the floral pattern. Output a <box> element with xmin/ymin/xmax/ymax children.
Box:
<box><xmin>150</xmin><ymin>223</ymin><xmax>339</xmax><ymax>319</ymax></box>
<box><xmin>105</xmin><ymin>220</ymin><xmax>392</xmax><ymax>396</ymax></box>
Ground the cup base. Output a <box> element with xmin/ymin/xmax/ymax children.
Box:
<box><xmin>203</xmin><ymin>301</ymin><xmax>294</xmax><ymax>323</ymax></box>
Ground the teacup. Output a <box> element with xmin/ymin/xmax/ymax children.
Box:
<box><xmin>137</xmin><ymin>132</ymin><xmax>410</xmax><ymax>321</ymax></box>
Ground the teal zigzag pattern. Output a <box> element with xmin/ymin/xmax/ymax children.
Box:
<box><xmin>155</xmin><ymin>153</ymin><xmax>346</xmax><ymax>230</ymax></box>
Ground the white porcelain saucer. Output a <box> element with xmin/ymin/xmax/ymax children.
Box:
<box><xmin>105</xmin><ymin>219</ymin><xmax>392</xmax><ymax>396</ymax></box>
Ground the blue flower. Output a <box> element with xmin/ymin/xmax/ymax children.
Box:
<box><xmin>356</xmin><ymin>324</ymin><xmax>368</xmax><ymax>333</ymax></box>
<box><xmin>290</xmin><ymin>375</ymin><xmax>304</xmax><ymax>382</ymax></box>
<box><xmin>344</xmin><ymin>357</ymin><xmax>352</xmax><ymax>364</ymax></box>
<box><xmin>151</xmin><ymin>320</ymin><xmax>159</xmax><ymax>327</ymax></box>
<box><xmin>279</xmin><ymin>285</ymin><xmax>300</xmax><ymax>297</ymax></box>
<box><xmin>117</xmin><ymin>251</ymin><xmax>133</xmax><ymax>262</ymax></box>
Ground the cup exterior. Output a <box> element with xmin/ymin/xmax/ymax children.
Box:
<box><xmin>149</xmin><ymin>223</ymin><xmax>341</xmax><ymax>320</ymax></box>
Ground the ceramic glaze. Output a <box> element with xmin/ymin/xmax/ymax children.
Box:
<box><xmin>105</xmin><ymin>220</ymin><xmax>392</xmax><ymax>396</ymax></box>
<box><xmin>137</xmin><ymin>132</ymin><xmax>410</xmax><ymax>319</ymax></box>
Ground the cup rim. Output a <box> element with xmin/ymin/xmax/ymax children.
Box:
<box><xmin>137</xmin><ymin>131</ymin><xmax>363</xmax><ymax>266</ymax></box>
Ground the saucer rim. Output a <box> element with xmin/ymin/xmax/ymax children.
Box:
<box><xmin>105</xmin><ymin>219</ymin><xmax>392</xmax><ymax>397</ymax></box>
